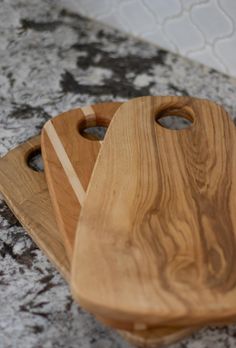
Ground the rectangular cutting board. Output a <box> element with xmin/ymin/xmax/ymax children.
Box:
<box><xmin>72</xmin><ymin>96</ymin><xmax>236</xmax><ymax>329</ymax></box>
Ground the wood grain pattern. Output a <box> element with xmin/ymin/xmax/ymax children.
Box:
<box><xmin>41</xmin><ymin>102</ymin><xmax>121</xmax><ymax>260</ymax></box>
<box><xmin>0</xmin><ymin>136</ymin><xmax>70</xmax><ymax>280</ymax></box>
<box><xmin>0</xmin><ymin>135</ymin><xmax>196</xmax><ymax>347</ymax></box>
<box><xmin>72</xmin><ymin>96</ymin><xmax>236</xmax><ymax>328</ymax></box>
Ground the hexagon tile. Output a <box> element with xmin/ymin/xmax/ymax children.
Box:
<box><xmin>61</xmin><ymin>0</ymin><xmax>236</xmax><ymax>78</ymax></box>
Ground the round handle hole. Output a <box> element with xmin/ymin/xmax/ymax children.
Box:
<box><xmin>156</xmin><ymin>108</ymin><xmax>193</xmax><ymax>130</ymax></box>
<box><xmin>78</xmin><ymin>116</ymin><xmax>109</xmax><ymax>141</ymax></box>
<box><xmin>79</xmin><ymin>125</ymin><xmax>108</xmax><ymax>141</ymax></box>
<box><xmin>27</xmin><ymin>148</ymin><xmax>44</xmax><ymax>172</ymax></box>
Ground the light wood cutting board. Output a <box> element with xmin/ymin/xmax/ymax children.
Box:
<box><xmin>0</xmin><ymin>133</ymin><xmax>195</xmax><ymax>346</ymax></box>
<box><xmin>41</xmin><ymin>102</ymin><xmax>197</xmax><ymax>332</ymax></box>
<box><xmin>72</xmin><ymin>96</ymin><xmax>236</xmax><ymax>329</ymax></box>
<box><xmin>0</xmin><ymin>136</ymin><xmax>70</xmax><ymax>279</ymax></box>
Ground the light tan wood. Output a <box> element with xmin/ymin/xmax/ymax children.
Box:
<box><xmin>121</xmin><ymin>326</ymin><xmax>195</xmax><ymax>348</ymax></box>
<box><xmin>0</xmin><ymin>136</ymin><xmax>70</xmax><ymax>280</ymax></box>
<box><xmin>0</xmin><ymin>135</ymin><xmax>196</xmax><ymax>347</ymax></box>
<box><xmin>72</xmin><ymin>96</ymin><xmax>236</xmax><ymax>328</ymax></box>
<box><xmin>41</xmin><ymin>102</ymin><xmax>121</xmax><ymax>260</ymax></box>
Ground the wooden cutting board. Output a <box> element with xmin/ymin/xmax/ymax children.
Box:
<box><xmin>41</xmin><ymin>102</ymin><xmax>122</xmax><ymax>260</ymax></box>
<box><xmin>0</xmin><ymin>135</ymin><xmax>195</xmax><ymax>348</ymax></box>
<box><xmin>72</xmin><ymin>96</ymin><xmax>236</xmax><ymax>328</ymax></box>
<box><xmin>0</xmin><ymin>136</ymin><xmax>70</xmax><ymax>279</ymax></box>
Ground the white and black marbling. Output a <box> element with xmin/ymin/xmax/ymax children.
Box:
<box><xmin>1</xmin><ymin>1</ymin><xmax>236</xmax><ymax>347</ymax></box>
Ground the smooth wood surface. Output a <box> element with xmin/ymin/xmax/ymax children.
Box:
<box><xmin>0</xmin><ymin>135</ymin><xmax>195</xmax><ymax>347</ymax></box>
<box><xmin>0</xmin><ymin>136</ymin><xmax>70</xmax><ymax>280</ymax></box>
<box><xmin>72</xmin><ymin>96</ymin><xmax>236</xmax><ymax>328</ymax></box>
<box><xmin>41</xmin><ymin>102</ymin><xmax>121</xmax><ymax>260</ymax></box>
<box><xmin>121</xmin><ymin>326</ymin><xmax>194</xmax><ymax>348</ymax></box>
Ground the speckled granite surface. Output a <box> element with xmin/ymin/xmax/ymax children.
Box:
<box><xmin>1</xmin><ymin>1</ymin><xmax>236</xmax><ymax>347</ymax></box>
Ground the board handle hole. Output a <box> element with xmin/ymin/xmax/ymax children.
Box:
<box><xmin>155</xmin><ymin>106</ymin><xmax>194</xmax><ymax>130</ymax></box>
<box><xmin>78</xmin><ymin>118</ymin><xmax>108</xmax><ymax>141</ymax></box>
<box><xmin>27</xmin><ymin>148</ymin><xmax>44</xmax><ymax>172</ymax></box>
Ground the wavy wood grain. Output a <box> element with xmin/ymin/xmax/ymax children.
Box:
<box><xmin>0</xmin><ymin>134</ymin><xmax>196</xmax><ymax>347</ymax></box>
<box><xmin>72</xmin><ymin>96</ymin><xmax>236</xmax><ymax>328</ymax></box>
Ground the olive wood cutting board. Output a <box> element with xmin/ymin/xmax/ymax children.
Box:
<box><xmin>72</xmin><ymin>96</ymin><xmax>236</xmax><ymax>328</ymax></box>
<box><xmin>0</xmin><ymin>123</ymin><xmax>195</xmax><ymax>346</ymax></box>
<box><xmin>41</xmin><ymin>102</ymin><xmax>192</xmax><ymax>331</ymax></box>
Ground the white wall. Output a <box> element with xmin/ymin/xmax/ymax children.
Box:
<box><xmin>62</xmin><ymin>0</ymin><xmax>236</xmax><ymax>78</ymax></box>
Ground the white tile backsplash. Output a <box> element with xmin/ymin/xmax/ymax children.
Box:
<box><xmin>165</xmin><ymin>12</ymin><xmax>205</xmax><ymax>54</ymax></box>
<box><xmin>191</xmin><ymin>1</ymin><xmax>232</xmax><ymax>43</ymax></box>
<box><xmin>61</xmin><ymin>0</ymin><xmax>236</xmax><ymax>77</ymax></box>
<box><xmin>119</xmin><ymin>1</ymin><xmax>157</xmax><ymax>34</ymax></box>
<box><xmin>144</xmin><ymin>0</ymin><xmax>182</xmax><ymax>23</ymax></box>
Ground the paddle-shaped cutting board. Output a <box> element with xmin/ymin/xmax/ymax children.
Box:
<box><xmin>0</xmin><ymin>136</ymin><xmax>195</xmax><ymax>348</ymax></box>
<box><xmin>41</xmin><ymin>102</ymin><xmax>121</xmax><ymax>260</ymax></box>
<box><xmin>72</xmin><ymin>96</ymin><xmax>236</xmax><ymax>328</ymax></box>
<box><xmin>0</xmin><ymin>136</ymin><xmax>70</xmax><ymax>279</ymax></box>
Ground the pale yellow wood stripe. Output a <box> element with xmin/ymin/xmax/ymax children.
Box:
<box><xmin>81</xmin><ymin>105</ymin><xmax>96</xmax><ymax>122</ymax></box>
<box><xmin>44</xmin><ymin>120</ymin><xmax>86</xmax><ymax>206</ymax></box>
<box><xmin>81</xmin><ymin>105</ymin><xmax>95</xmax><ymax>117</ymax></box>
<box><xmin>81</xmin><ymin>105</ymin><xmax>103</xmax><ymax>145</ymax></box>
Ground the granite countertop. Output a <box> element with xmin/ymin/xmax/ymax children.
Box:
<box><xmin>1</xmin><ymin>1</ymin><xmax>236</xmax><ymax>347</ymax></box>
